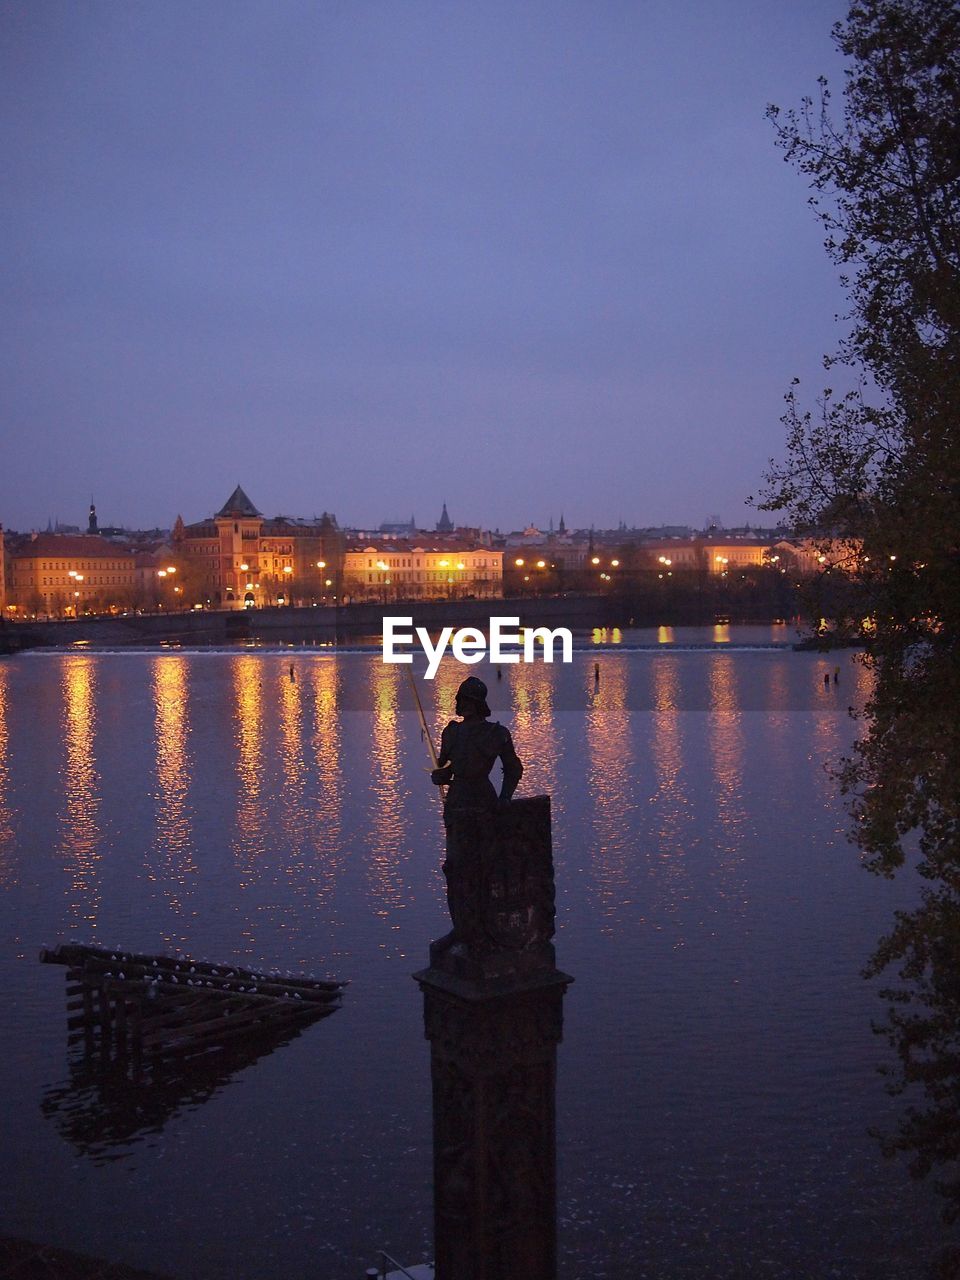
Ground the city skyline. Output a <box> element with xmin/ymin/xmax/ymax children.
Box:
<box><xmin>2</xmin><ymin>1</ymin><xmax>848</xmax><ymax>534</ymax></box>
<box><xmin>7</xmin><ymin>486</ymin><xmax>782</xmax><ymax>538</ymax></box>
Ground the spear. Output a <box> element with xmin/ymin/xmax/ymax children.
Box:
<box><xmin>406</xmin><ymin>666</ymin><xmax>446</xmax><ymax>801</ymax></box>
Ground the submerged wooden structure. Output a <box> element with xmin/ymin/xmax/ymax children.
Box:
<box><xmin>41</xmin><ymin>942</ymin><xmax>344</xmax><ymax>1073</ymax></box>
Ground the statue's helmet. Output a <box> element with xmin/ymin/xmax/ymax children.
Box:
<box><xmin>455</xmin><ymin>675</ymin><xmax>491</xmax><ymax>718</ymax></box>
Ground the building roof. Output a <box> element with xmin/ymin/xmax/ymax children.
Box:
<box><xmin>13</xmin><ymin>534</ymin><xmax>135</xmax><ymax>560</ymax></box>
<box><xmin>346</xmin><ymin>541</ymin><xmax>495</xmax><ymax>554</ymax></box>
<box><xmin>215</xmin><ymin>485</ymin><xmax>261</xmax><ymax>519</ymax></box>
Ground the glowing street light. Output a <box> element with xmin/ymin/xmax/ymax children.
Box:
<box><xmin>515</xmin><ymin>558</ymin><xmax>525</xmax><ymax>567</ymax></box>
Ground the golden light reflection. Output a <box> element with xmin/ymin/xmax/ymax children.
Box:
<box><xmin>310</xmin><ymin>658</ymin><xmax>344</xmax><ymax>901</ymax></box>
<box><xmin>509</xmin><ymin>659</ymin><xmax>560</xmax><ymax>803</ymax></box>
<box><xmin>657</xmin><ymin>626</ymin><xmax>674</xmax><ymax>645</ymax></box>
<box><xmin>279</xmin><ymin>666</ymin><xmax>307</xmax><ymax>850</ymax></box>
<box><xmin>708</xmin><ymin>656</ymin><xmax>748</xmax><ymax>897</ymax></box>
<box><xmin>429</xmin><ymin>659</ymin><xmax>464</xmax><ymax>755</ymax></box>
<box><xmin>59</xmin><ymin>657</ymin><xmax>102</xmax><ymax>931</ymax></box>
<box><xmin>151</xmin><ymin>657</ymin><xmax>196</xmax><ymax>911</ymax></box>
<box><xmin>366</xmin><ymin>663</ymin><xmax>409</xmax><ymax>912</ymax></box>
<box><xmin>0</xmin><ymin>663</ymin><xmax>14</xmax><ymax>880</ymax></box>
<box><xmin>233</xmin><ymin>655</ymin><xmax>267</xmax><ymax>873</ymax></box>
<box><xmin>585</xmin><ymin>657</ymin><xmax>636</xmax><ymax>929</ymax></box>
<box><xmin>713</xmin><ymin>623</ymin><xmax>731</xmax><ymax>644</ymax></box>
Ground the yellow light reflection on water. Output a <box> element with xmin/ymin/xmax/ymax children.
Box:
<box><xmin>0</xmin><ymin>663</ymin><xmax>14</xmax><ymax>880</ymax></box>
<box><xmin>152</xmin><ymin>658</ymin><xmax>195</xmax><ymax>906</ymax></box>
<box><xmin>310</xmin><ymin>658</ymin><xmax>344</xmax><ymax>900</ymax></box>
<box><xmin>708</xmin><ymin>655</ymin><xmax>748</xmax><ymax>899</ymax></box>
<box><xmin>279</xmin><ymin>665</ymin><xmax>307</xmax><ymax>849</ymax></box>
<box><xmin>366</xmin><ymin>663</ymin><xmax>408</xmax><ymax>912</ymax></box>
<box><xmin>430</xmin><ymin>659</ymin><xmax>464</xmax><ymax>754</ymax></box>
<box><xmin>60</xmin><ymin>657</ymin><xmax>102</xmax><ymax>931</ymax></box>
<box><xmin>233</xmin><ymin>655</ymin><xmax>267</xmax><ymax>872</ymax></box>
<box><xmin>509</xmin><ymin>659</ymin><xmax>560</xmax><ymax>801</ymax></box>
<box><xmin>657</xmin><ymin>626</ymin><xmax>674</xmax><ymax>645</ymax></box>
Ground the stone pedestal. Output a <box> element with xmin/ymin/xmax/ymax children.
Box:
<box><xmin>414</xmin><ymin>796</ymin><xmax>572</xmax><ymax>1280</ymax></box>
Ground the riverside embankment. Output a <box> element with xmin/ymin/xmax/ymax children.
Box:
<box><xmin>0</xmin><ymin>593</ymin><xmax>618</xmax><ymax>650</ymax></box>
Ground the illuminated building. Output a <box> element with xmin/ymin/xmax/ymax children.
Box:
<box><xmin>770</xmin><ymin>537</ymin><xmax>864</xmax><ymax>575</ymax></box>
<box><xmin>173</xmin><ymin>486</ymin><xmax>340</xmax><ymax>608</ymax></box>
<box><xmin>7</xmin><ymin>533</ymin><xmax>139</xmax><ymax>616</ymax></box>
<box><xmin>341</xmin><ymin>543</ymin><xmax>503</xmax><ymax>601</ymax></box>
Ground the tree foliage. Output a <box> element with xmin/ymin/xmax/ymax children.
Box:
<box><xmin>761</xmin><ymin>0</ymin><xmax>960</xmax><ymax>1232</ymax></box>
<box><xmin>762</xmin><ymin>0</ymin><xmax>960</xmax><ymax>871</ymax></box>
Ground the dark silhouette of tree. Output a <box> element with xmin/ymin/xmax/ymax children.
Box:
<box><xmin>761</xmin><ymin>0</ymin><xmax>960</xmax><ymax>1241</ymax></box>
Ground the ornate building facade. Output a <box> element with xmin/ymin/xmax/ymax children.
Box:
<box><xmin>172</xmin><ymin>486</ymin><xmax>341</xmax><ymax>608</ymax></box>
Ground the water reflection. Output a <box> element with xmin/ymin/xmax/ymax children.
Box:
<box><xmin>510</xmin><ymin>660</ymin><xmax>560</xmax><ymax>802</ymax></box>
<box><xmin>708</xmin><ymin>656</ymin><xmax>749</xmax><ymax>899</ymax></box>
<box><xmin>429</xmin><ymin>660</ymin><xmax>464</xmax><ymax>758</ymax></box>
<box><xmin>151</xmin><ymin>657</ymin><xmax>196</xmax><ymax>913</ymax></box>
<box><xmin>59</xmin><ymin>658</ymin><xmax>102</xmax><ymax>931</ymax></box>
<box><xmin>310</xmin><ymin>659</ymin><xmax>344</xmax><ymax>902</ymax></box>
<box><xmin>233</xmin><ymin>655</ymin><xmax>267</xmax><ymax>873</ymax></box>
<box><xmin>0</xmin><ymin>662</ymin><xmax>14</xmax><ymax>879</ymax></box>
<box><xmin>365</xmin><ymin>664</ymin><xmax>409</xmax><ymax>913</ymax></box>
<box><xmin>41</xmin><ymin>967</ymin><xmax>339</xmax><ymax>1166</ymax></box>
<box><xmin>646</xmin><ymin>658</ymin><xmax>693</xmax><ymax>932</ymax></box>
<box><xmin>585</xmin><ymin>657</ymin><xmax>636</xmax><ymax>928</ymax></box>
<box><xmin>279</xmin><ymin>664</ymin><xmax>308</xmax><ymax>860</ymax></box>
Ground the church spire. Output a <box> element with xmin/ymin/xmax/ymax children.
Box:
<box><xmin>436</xmin><ymin>502</ymin><xmax>453</xmax><ymax>533</ymax></box>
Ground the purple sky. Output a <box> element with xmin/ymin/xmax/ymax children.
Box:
<box><xmin>1</xmin><ymin>0</ymin><xmax>849</xmax><ymax>535</ymax></box>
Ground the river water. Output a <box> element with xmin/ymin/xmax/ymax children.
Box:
<box><xmin>0</xmin><ymin>628</ymin><xmax>947</xmax><ymax>1278</ymax></box>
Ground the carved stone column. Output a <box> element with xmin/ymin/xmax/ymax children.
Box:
<box><xmin>414</xmin><ymin>796</ymin><xmax>573</xmax><ymax>1280</ymax></box>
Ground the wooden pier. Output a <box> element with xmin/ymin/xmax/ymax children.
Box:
<box><xmin>41</xmin><ymin>942</ymin><xmax>345</xmax><ymax>1072</ymax></box>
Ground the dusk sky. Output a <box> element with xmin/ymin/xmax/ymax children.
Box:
<box><xmin>2</xmin><ymin>0</ymin><xmax>850</xmax><ymax>536</ymax></box>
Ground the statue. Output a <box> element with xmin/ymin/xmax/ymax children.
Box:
<box><xmin>431</xmin><ymin>675</ymin><xmax>523</xmax><ymax>814</ymax></box>
<box><xmin>429</xmin><ymin>677</ymin><xmax>555</xmax><ymax>975</ymax></box>
<box><xmin>430</xmin><ymin>676</ymin><xmax>522</xmax><ymax>960</ymax></box>
<box><xmin>415</xmin><ymin>677</ymin><xmax>571</xmax><ymax>1280</ymax></box>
